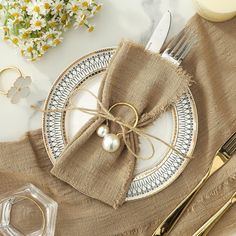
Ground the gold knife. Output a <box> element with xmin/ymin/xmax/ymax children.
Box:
<box><xmin>152</xmin><ymin>131</ymin><xmax>236</xmax><ymax>236</ymax></box>
<box><xmin>193</xmin><ymin>191</ymin><xmax>236</xmax><ymax>236</ymax></box>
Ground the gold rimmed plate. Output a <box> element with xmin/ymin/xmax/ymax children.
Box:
<box><xmin>42</xmin><ymin>48</ymin><xmax>198</xmax><ymax>201</ymax></box>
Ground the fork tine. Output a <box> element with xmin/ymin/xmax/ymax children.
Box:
<box><xmin>166</xmin><ymin>29</ymin><xmax>185</xmax><ymax>51</ymax></box>
<box><xmin>170</xmin><ymin>35</ymin><xmax>186</xmax><ymax>56</ymax></box>
<box><xmin>223</xmin><ymin>132</ymin><xmax>236</xmax><ymax>149</ymax></box>
<box><xmin>221</xmin><ymin>132</ymin><xmax>236</xmax><ymax>156</ymax></box>
<box><xmin>162</xmin><ymin>28</ymin><xmax>197</xmax><ymax>66</ymax></box>
<box><xmin>229</xmin><ymin>144</ymin><xmax>236</xmax><ymax>156</ymax></box>
<box><xmin>227</xmin><ymin>134</ymin><xmax>236</xmax><ymax>156</ymax></box>
<box><xmin>178</xmin><ymin>35</ymin><xmax>197</xmax><ymax>62</ymax></box>
<box><xmin>174</xmin><ymin>36</ymin><xmax>189</xmax><ymax>57</ymax></box>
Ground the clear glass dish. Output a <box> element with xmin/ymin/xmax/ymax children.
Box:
<box><xmin>0</xmin><ymin>184</ymin><xmax>58</xmax><ymax>236</ymax></box>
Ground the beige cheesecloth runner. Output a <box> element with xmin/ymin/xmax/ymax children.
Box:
<box><xmin>51</xmin><ymin>40</ymin><xmax>191</xmax><ymax>209</ymax></box>
<box><xmin>0</xmin><ymin>15</ymin><xmax>235</xmax><ymax>235</ymax></box>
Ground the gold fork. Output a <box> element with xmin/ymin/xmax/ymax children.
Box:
<box><xmin>152</xmin><ymin>132</ymin><xmax>236</xmax><ymax>236</ymax></box>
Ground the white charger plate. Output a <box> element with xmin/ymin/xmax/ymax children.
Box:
<box><xmin>43</xmin><ymin>48</ymin><xmax>198</xmax><ymax>201</ymax></box>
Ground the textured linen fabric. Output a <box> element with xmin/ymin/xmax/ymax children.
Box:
<box><xmin>51</xmin><ymin>41</ymin><xmax>191</xmax><ymax>209</ymax></box>
<box><xmin>0</xmin><ymin>15</ymin><xmax>235</xmax><ymax>236</ymax></box>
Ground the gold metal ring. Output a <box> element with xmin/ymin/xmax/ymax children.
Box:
<box><xmin>0</xmin><ymin>66</ymin><xmax>23</xmax><ymax>95</ymax></box>
<box><xmin>108</xmin><ymin>102</ymin><xmax>139</xmax><ymax>135</ymax></box>
<box><xmin>13</xmin><ymin>195</ymin><xmax>46</xmax><ymax>235</ymax></box>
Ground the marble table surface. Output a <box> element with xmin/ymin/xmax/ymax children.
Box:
<box><xmin>0</xmin><ymin>0</ymin><xmax>196</xmax><ymax>141</ymax></box>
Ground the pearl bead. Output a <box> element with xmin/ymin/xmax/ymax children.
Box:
<box><xmin>97</xmin><ymin>125</ymin><xmax>110</xmax><ymax>138</ymax></box>
<box><xmin>102</xmin><ymin>134</ymin><xmax>120</xmax><ymax>153</ymax></box>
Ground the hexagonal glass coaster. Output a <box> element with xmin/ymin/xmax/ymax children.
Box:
<box><xmin>0</xmin><ymin>184</ymin><xmax>58</xmax><ymax>236</ymax></box>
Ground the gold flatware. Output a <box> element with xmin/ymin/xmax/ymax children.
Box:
<box><xmin>193</xmin><ymin>191</ymin><xmax>236</xmax><ymax>236</ymax></box>
<box><xmin>152</xmin><ymin>131</ymin><xmax>236</xmax><ymax>236</ymax></box>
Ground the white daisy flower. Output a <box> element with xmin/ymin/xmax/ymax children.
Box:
<box><xmin>8</xmin><ymin>8</ymin><xmax>23</xmax><ymax>23</ymax></box>
<box><xmin>21</xmin><ymin>43</ymin><xmax>40</xmax><ymax>61</ymax></box>
<box><xmin>67</xmin><ymin>0</ymin><xmax>80</xmax><ymax>16</ymax></box>
<box><xmin>43</xmin><ymin>28</ymin><xmax>58</xmax><ymax>40</ymax></box>
<box><xmin>30</xmin><ymin>15</ymin><xmax>46</xmax><ymax>31</ymax></box>
<box><xmin>37</xmin><ymin>40</ymin><xmax>51</xmax><ymax>55</ymax></box>
<box><xmin>27</xmin><ymin>0</ymin><xmax>46</xmax><ymax>16</ymax></box>
<box><xmin>20</xmin><ymin>40</ymin><xmax>35</xmax><ymax>55</ymax></box>
<box><xmin>73</xmin><ymin>12</ymin><xmax>87</xmax><ymax>29</ymax></box>
<box><xmin>43</xmin><ymin>0</ymin><xmax>52</xmax><ymax>14</ymax></box>
<box><xmin>10</xmin><ymin>36</ymin><xmax>20</xmax><ymax>45</ymax></box>
<box><xmin>51</xmin><ymin>33</ymin><xmax>63</xmax><ymax>47</ymax></box>
<box><xmin>52</xmin><ymin>0</ymin><xmax>64</xmax><ymax>15</ymax></box>
<box><xmin>18</xmin><ymin>0</ymin><xmax>28</xmax><ymax>12</ymax></box>
<box><xmin>19</xmin><ymin>28</ymin><xmax>31</xmax><ymax>40</ymax></box>
<box><xmin>0</xmin><ymin>0</ymin><xmax>101</xmax><ymax>61</ymax></box>
<box><xmin>80</xmin><ymin>0</ymin><xmax>90</xmax><ymax>10</ymax></box>
<box><xmin>0</xmin><ymin>25</ymin><xmax>10</xmax><ymax>40</ymax></box>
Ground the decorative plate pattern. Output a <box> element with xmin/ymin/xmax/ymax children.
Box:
<box><xmin>43</xmin><ymin>48</ymin><xmax>198</xmax><ymax>201</ymax></box>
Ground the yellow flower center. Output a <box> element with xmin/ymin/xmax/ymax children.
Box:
<box><xmin>12</xmin><ymin>12</ymin><xmax>20</xmax><ymax>18</ymax></box>
<box><xmin>81</xmin><ymin>14</ymin><xmax>87</xmax><ymax>20</ymax></box>
<box><xmin>3</xmin><ymin>27</ymin><xmax>9</xmax><ymax>32</ymax></box>
<box><xmin>14</xmin><ymin>19</ymin><xmax>20</xmax><ymax>24</ymax></box>
<box><xmin>79</xmin><ymin>20</ymin><xmax>85</xmax><ymax>26</ymax></box>
<box><xmin>72</xmin><ymin>5</ymin><xmax>79</xmax><ymax>12</ymax></box>
<box><xmin>96</xmin><ymin>5</ymin><xmax>102</xmax><ymax>11</ymax></box>
<box><xmin>53</xmin><ymin>39</ymin><xmax>61</xmax><ymax>45</ymax></box>
<box><xmin>12</xmin><ymin>38</ymin><xmax>19</xmax><ymax>44</ymax></box>
<box><xmin>0</xmin><ymin>4</ymin><xmax>3</xmax><ymax>10</ymax></box>
<box><xmin>47</xmin><ymin>33</ymin><xmax>53</xmax><ymax>39</ymax></box>
<box><xmin>35</xmin><ymin>21</ymin><xmax>42</xmax><ymax>27</ymax></box>
<box><xmin>21</xmin><ymin>5</ymin><xmax>27</xmax><ymax>11</ymax></box>
<box><xmin>25</xmin><ymin>0</ymin><xmax>32</xmax><ymax>3</ymax></box>
<box><xmin>49</xmin><ymin>21</ymin><xmax>56</xmax><ymax>27</ymax></box>
<box><xmin>33</xmin><ymin>6</ymin><xmax>40</xmax><ymax>13</ymax></box>
<box><xmin>44</xmin><ymin>3</ymin><xmax>50</xmax><ymax>10</ymax></box>
<box><xmin>82</xmin><ymin>2</ymin><xmax>89</xmax><ymax>7</ymax></box>
<box><xmin>61</xmin><ymin>14</ymin><xmax>67</xmax><ymax>21</ymax></box>
<box><xmin>56</xmin><ymin>4</ymin><xmax>62</xmax><ymax>11</ymax></box>
<box><xmin>88</xmin><ymin>26</ymin><xmax>94</xmax><ymax>32</ymax></box>
<box><xmin>42</xmin><ymin>44</ymin><xmax>49</xmax><ymax>51</ymax></box>
<box><xmin>27</xmin><ymin>47</ymin><xmax>33</xmax><ymax>53</ymax></box>
<box><xmin>22</xmin><ymin>32</ymin><xmax>29</xmax><ymax>39</ymax></box>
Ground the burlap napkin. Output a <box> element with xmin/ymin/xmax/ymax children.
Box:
<box><xmin>0</xmin><ymin>15</ymin><xmax>235</xmax><ymax>235</ymax></box>
<box><xmin>51</xmin><ymin>41</ymin><xmax>191</xmax><ymax>209</ymax></box>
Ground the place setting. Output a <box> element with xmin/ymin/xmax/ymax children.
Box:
<box><xmin>0</xmin><ymin>0</ymin><xmax>235</xmax><ymax>235</ymax></box>
<box><xmin>42</xmin><ymin>11</ymin><xmax>198</xmax><ymax>202</ymax></box>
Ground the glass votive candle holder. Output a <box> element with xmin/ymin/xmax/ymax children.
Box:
<box><xmin>0</xmin><ymin>184</ymin><xmax>58</xmax><ymax>236</ymax></box>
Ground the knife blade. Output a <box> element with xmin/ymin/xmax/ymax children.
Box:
<box><xmin>145</xmin><ymin>11</ymin><xmax>171</xmax><ymax>53</ymax></box>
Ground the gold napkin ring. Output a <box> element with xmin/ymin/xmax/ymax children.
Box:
<box><xmin>0</xmin><ymin>66</ymin><xmax>32</xmax><ymax>104</ymax></box>
<box><xmin>96</xmin><ymin>102</ymin><xmax>139</xmax><ymax>153</ymax></box>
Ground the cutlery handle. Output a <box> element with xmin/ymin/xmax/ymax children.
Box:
<box><xmin>152</xmin><ymin>172</ymin><xmax>209</xmax><ymax>236</ymax></box>
<box><xmin>193</xmin><ymin>192</ymin><xmax>236</xmax><ymax>236</ymax></box>
<box><xmin>152</xmin><ymin>154</ymin><xmax>226</xmax><ymax>236</ymax></box>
